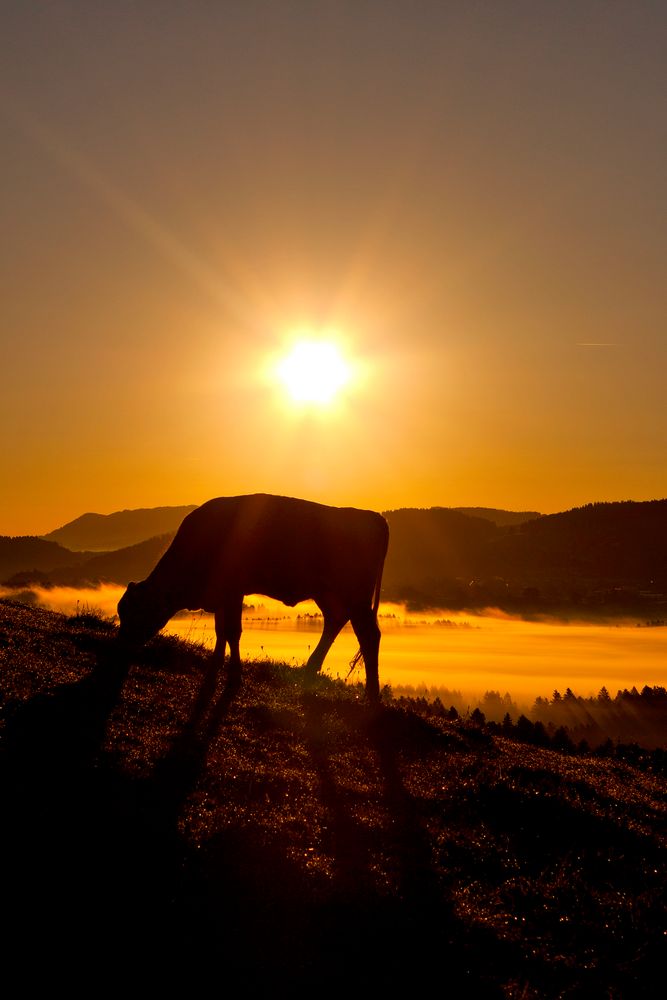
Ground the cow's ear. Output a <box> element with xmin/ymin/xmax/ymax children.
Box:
<box><xmin>126</xmin><ymin>581</ymin><xmax>137</xmax><ymax>591</ymax></box>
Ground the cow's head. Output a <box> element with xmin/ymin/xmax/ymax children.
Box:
<box><xmin>117</xmin><ymin>581</ymin><xmax>173</xmax><ymax>647</ymax></box>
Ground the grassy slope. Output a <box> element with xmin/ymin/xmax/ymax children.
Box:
<box><xmin>0</xmin><ymin>600</ymin><xmax>664</xmax><ymax>996</ymax></box>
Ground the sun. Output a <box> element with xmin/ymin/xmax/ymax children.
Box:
<box><xmin>276</xmin><ymin>339</ymin><xmax>352</xmax><ymax>405</ymax></box>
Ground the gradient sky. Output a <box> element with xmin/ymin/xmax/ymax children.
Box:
<box><xmin>2</xmin><ymin>2</ymin><xmax>666</xmax><ymax>535</ymax></box>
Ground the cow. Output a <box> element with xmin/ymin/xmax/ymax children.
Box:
<box><xmin>117</xmin><ymin>494</ymin><xmax>389</xmax><ymax>700</ymax></box>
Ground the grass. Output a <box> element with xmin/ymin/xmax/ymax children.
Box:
<box><xmin>0</xmin><ymin>598</ymin><xmax>665</xmax><ymax>995</ymax></box>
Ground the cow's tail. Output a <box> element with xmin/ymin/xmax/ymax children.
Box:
<box><xmin>371</xmin><ymin>554</ymin><xmax>385</xmax><ymax>618</ymax></box>
<box><xmin>347</xmin><ymin>534</ymin><xmax>388</xmax><ymax>676</ymax></box>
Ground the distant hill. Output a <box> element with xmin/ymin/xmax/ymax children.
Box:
<box><xmin>452</xmin><ymin>506</ymin><xmax>540</xmax><ymax>526</ymax></box>
<box><xmin>42</xmin><ymin>502</ymin><xmax>534</xmax><ymax>553</ymax></box>
<box><xmin>485</xmin><ymin>499</ymin><xmax>667</xmax><ymax>581</ymax></box>
<box><xmin>42</xmin><ymin>505</ymin><xmax>198</xmax><ymax>552</ymax></box>
<box><xmin>0</xmin><ymin>536</ymin><xmax>89</xmax><ymax>581</ymax></box>
<box><xmin>382</xmin><ymin>507</ymin><xmax>496</xmax><ymax>592</ymax></box>
<box><xmin>6</xmin><ymin>498</ymin><xmax>667</xmax><ymax>615</ymax></box>
<box><xmin>382</xmin><ymin>499</ymin><xmax>667</xmax><ymax>611</ymax></box>
<box><xmin>5</xmin><ymin>534</ymin><xmax>173</xmax><ymax>588</ymax></box>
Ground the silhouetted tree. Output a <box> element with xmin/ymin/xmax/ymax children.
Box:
<box><xmin>552</xmin><ymin>726</ymin><xmax>574</xmax><ymax>752</ymax></box>
<box><xmin>516</xmin><ymin>715</ymin><xmax>534</xmax><ymax>742</ymax></box>
<box><xmin>470</xmin><ymin>707</ymin><xmax>485</xmax><ymax>727</ymax></box>
<box><xmin>431</xmin><ymin>697</ymin><xmax>446</xmax><ymax>718</ymax></box>
<box><xmin>532</xmin><ymin>721</ymin><xmax>549</xmax><ymax>746</ymax></box>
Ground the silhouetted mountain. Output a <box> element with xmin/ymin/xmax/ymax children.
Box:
<box><xmin>42</xmin><ymin>502</ymin><xmax>531</xmax><ymax>553</ymax></box>
<box><xmin>7</xmin><ymin>499</ymin><xmax>667</xmax><ymax>615</ymax></box>
<box><xmin>42</xmin><ymin>505</ymin><xmax>197</xmax><ymax>551</ymax></box>
<box><xmin>383</xmin><ymin>499</ymin><xmax>667</xmax><ymax>611</ymax></box>
<box><xmin>452</xmin><ymin>506</ymin><xmax>541</xmax><ymax>526</ymax></box>
<box><xmin>485</xmin><ymin>500</ymin><xmax>667</xmax><ymax>583</ymax></box>
<box><xmin>0</xmin><ymin>536</ymin><xmax>89</xmax><ymax>581</ymax></box>
<box><xmin>5</xmin><ymin>534</ymin><xmax>173</xmax><ymax>588</ymax></box>
<box><xmin>382</xmin><ymin>507</ymin><xmax>496</xmax><ymax>604</ymax></box>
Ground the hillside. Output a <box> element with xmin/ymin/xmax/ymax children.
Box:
<box><xmin>42</xmin><ymin>504</ymin><xmax>197</xmax><ymax>551</ymax></box>
<box><xmin>1</xmin><ymin>599</ymin><xmax>664</xmax><ymax>993</ymax></box>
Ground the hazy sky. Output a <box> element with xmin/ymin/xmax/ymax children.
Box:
<box><xmin>2</xmin><ymin>2</ymin><xmax>666</xmax><ymax>535</ymax></box>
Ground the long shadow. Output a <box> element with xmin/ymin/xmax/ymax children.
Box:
<box><xmin>299</xmin><ymin>696</ymin><xmax>510</xmax><ymax>995</ymax></box>
<box><xmin>148</xmin><ymin>658</ymin><xmax>240</xmax><ymax>815</ymax></box>
<box><xmin>0</xmin><ymin>642</ymin><xmax>577</xmax><ymax>990</ymax></box>
<box><xmin>1</xmin><ymin>643</ymin><xmax>137</xmax><ymax>959</ymax></box>
<box><xmin>192</xmin><ymin>660</ymin><xmax>241</xmax><ymax>738</ymax></box>
<box><xmin>2</xmin><ymin>640</ymin><xmax>129</xmax><ymax>769</ymax></box>
<box><xmin>0</xmin><ymin>637</ymin><xmax>229</xmax><ymax>976</ymax></box>
<box><xmin>1</xmin><ymin>634</ymin><xmax>288</xmax><ymax>987</ymax></box>
<box><xmin>300</xmin><ymin>695</ymin><xmax>374</xmax><ymax>894</ymax></box>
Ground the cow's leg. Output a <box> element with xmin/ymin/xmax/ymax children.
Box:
<box><xmin>350</xmin><ymin>606</ymin><xmax>381</xmax><ymax>702</ymax></box>
<box><xmin>214</xmin><ymin>597</ymin><xmax>243</xmax><ymax>687</ymax></box>
<box><xmin>212</xmin><ymin>611</ymin><xmax>228</xmax><ymax>668</ymax></box>
<box><xmin>304</xmin><ymin>602</ymin><xmax>347</xmax><ymax>678</ymax></box>
<box><xmin>214</xmin><ymin>598</ymin><xmax>244</xmax><ymax>687</ymax></box>
<box><xmin>225</xmin><ymin>602</ymin><xmax>243</xmax><ymax>687</ymax></box>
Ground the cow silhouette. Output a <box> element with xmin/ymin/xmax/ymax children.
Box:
<box><xmin>117</xmin><ymin>494</ymin><xmax>389</xmax><ymax>700</ymax></box>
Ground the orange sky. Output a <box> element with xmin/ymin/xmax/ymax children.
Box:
<box><xmin>2</xmin><ymin>3</ymin><xmax>666</xmax><ymax>536</ymax></box>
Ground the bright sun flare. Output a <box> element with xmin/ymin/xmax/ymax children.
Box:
<box><xmin>276</xmin><ymin>339</ymin><xmax>351</xmax><ymax>405</ymax></box>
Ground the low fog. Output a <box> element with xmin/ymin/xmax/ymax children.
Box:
<box><xmin>3</xmin><ymin>586</ymin><xmax>665</xmax><ymax>715</ymax></box>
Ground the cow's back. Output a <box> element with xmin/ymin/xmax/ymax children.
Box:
<box><xmin>158</xmin><ymin>494</ymin><xmax>388</xmax><ymax>609</ymax></box>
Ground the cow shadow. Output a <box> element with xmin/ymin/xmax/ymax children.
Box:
<box><xmin>292</xmin><ymin>694</ymin><xmax>510</xmax><ymax>993</ymax></box>
<box><xmin>186</xmin><ymin>656</ymin><xmax>240</xmax><ymax>734</ymax></box>
<box><xmin>1</xmin><ymin>645</ymin><xmax>141</xmax><ymax>956</ymax></box>
<box><xmin>0</xmin><ymin>637</ymin><xmax>221</xmax><ymax>976</ymax></box>
<box><xmin>2</xmin><ymin>640</ymin><xmax>129</xmax><ymax>771</ymax></box>
<box><xmin>1</xmin><ymin>644</ymin><xmax>502</xmax><ymax>991</ymax></box>
<box><xmin>301</xmin><ymin>697</ymin><xmax>427</xmax><ymax>863</ymax></box>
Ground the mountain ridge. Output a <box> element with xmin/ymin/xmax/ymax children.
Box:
<box><xmin>39</xmin><ymin>501</ymin><xmax>540</xmax><ymax>552</ymax></box>
<box><xmin>3</xmin><ymin>498</ymin><xmax>666</xmax><ymax>616</ymax></box>
<box><xmin>41</xmin><ymin>504</ymin><xmax>198</xmax><ymax>551</ymax></box>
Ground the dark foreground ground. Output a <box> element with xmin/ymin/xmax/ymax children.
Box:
<box><xmin>1</xmin><ymin>600</ymin><xmax>665</xmax><ymax>996</ymax></box>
